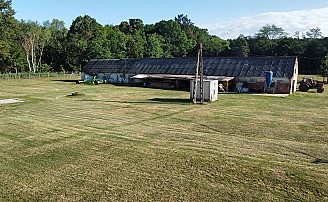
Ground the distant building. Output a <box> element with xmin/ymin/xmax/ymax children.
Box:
<box><xmin>81</xmin><ymin>57</ymin><xmax>298</xmax><ymax>94</ymax></box>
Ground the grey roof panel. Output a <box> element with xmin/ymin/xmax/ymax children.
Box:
<box><xmin>82</xmin><ymin>57</ymin><xmax>297</xmax><ymax>78</ymax></box>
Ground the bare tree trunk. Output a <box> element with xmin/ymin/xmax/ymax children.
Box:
<box><xmin>26</xmin><ymin>53</ymin><xmax>31</xmax><ymax>72</ymax></box>
<box><xmin>31</xmin><ymin>45</ymin><xmax>35</xmax><ymax>73</ymax></box>
<box><xmin>38</xmin><ymin>45</ymin><xmax>45</xmax><ymax>71</ymax></box>
<box><xmin>22</xmin><ymin>36</ymin><xmax>32</xmax><ymax>72</ymax></box>
<box><xmin>31</xmin><ymin>34</ymin><xmax>38</xmax><ymax>73</ymax></box>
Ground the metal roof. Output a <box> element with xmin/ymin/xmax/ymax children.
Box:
<box><xmin>82</xmin><ymin>57</ymin><xmax>297</xmax><ymax>78</ymax></box>
<box><xmin>131</xmin><ymin>74</ymin><xmax>235</xmax><ymax>82</ymax></box>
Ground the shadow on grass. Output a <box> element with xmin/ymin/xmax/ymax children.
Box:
<box><xmin>54</xmin><ymin>79</ymin><xmax>78</xmax><ymax>83</ymax></box>
<box><xmin>296</xmin><ymin>90</ymin><xmax>319</xmax><ymax>94</ymax></box>
<box><xmin>257</xmin><ymin>142</ymin><xmax>328</xmax><ymax>165</ymax></box>
<box><xmin>149</xmin><ymin>98</ymin><xmax>191</xmax><ymax>103</ymax></box>
<box><xmin>78</xmin><ymin>99</ymin><xmax>152</xmax><ymax>104</ymax></box>
<box><xmin>77</xmin><ymin>98</ymin><xmax>191</xmax><ymax>104</ymax></box>
<box><xmin>110</xmin><ymin>83</ymin><xmax>190</xmax><ymax>92</ymax></box>
<box><xmin>313</xmin><ymin>159</ymin><xmax>328</xmax><ymax>164</ymax></box>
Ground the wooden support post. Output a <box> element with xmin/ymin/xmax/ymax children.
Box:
<box><xmin>193</xmin><ymin>52</ymin><xmax>200</xmax><ymax>104</ymax></box>
<box><xmin>199</xmin><ymin>44</ymin><xmax>204</xmax><ymax>104</ymax></box>
<box><xmin>193</xmin><ymin>43</ymin><xmax>204</xmax><ymax>104</ymax></box>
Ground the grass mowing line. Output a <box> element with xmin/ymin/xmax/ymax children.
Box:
<box><xmin>1</xmin><ymin>77</ymin><xmax>328</xmax><ymax>201</ymax></box>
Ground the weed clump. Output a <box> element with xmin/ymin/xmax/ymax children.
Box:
<box><xmin>70</xmin><ymin>92</ymin><xmax>84</xmax><ymax>96</ymax></box>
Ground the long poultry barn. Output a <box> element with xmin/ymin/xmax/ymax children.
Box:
<box><xmin>81</xmin><ymin>57</ymin><xmax>298</xmax><ymax>94</ymax></box>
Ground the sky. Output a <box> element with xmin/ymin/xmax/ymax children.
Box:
<box><xmin>12</xmin><ymin>0</ymin><xmax>328</xmax><ymax>39</ymax></box>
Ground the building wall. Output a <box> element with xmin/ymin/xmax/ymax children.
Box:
<box><xmin>81</xmin><ymin>72</ymin><xmax>96</xmax><ymax>81</ymax></box>
<box><xmin>104</xmin><ymin>73</ymin><xmax>130</xmax><ymax>84</ymax></box>
<box><xmin>82</xmin><ymin>64</ymin><xmax>298</xmax><ymax>94</ymax></box>
<box><xmin>237</xmin><ymin>76</ymin><xmax>292</xmax><ymax>94</ymax></box>
<box><xmin>82</xmin><ymin>73</ymin><xmax>131</xmax><ymax>84</ymax></box>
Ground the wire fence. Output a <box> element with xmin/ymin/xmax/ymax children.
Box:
<box><xmin>0</xmin><ymin>72</ymin><xmax>81</xmax><ymax>80</ymax></box>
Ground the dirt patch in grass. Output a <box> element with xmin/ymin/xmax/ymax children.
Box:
<box><xmin>0</xmin><ymin>99</ymin><xmax>23</xmax><ymax>105</ymax></box>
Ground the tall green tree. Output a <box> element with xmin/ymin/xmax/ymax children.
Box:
<box><xmin>202</xmin><ymin>35</ymin><xmax>229</xmax><ymax>57</ymax></box>
<box><xmin>274</xmin><ymin>37</ymin><xmax>305</xmax><ymax>56</ymax></box>
<box><xmin>103</xmin><ymin>25</ymin><xmax>126</xmax><ymax>58</ymax></box>
<box><xmin>145</xmin><ymin>33</ymin><xmax>164</xmax><ymax>58</ymax></box>
<box><xmin>124</xmin><ymin>19</ymin><xmax>146</xmax><ymax>58</ymax></box>
<box><xmin>154</xmin><ymin>20</ymin><xmax>192</xmax><ymax>57</ymax></box>
<box><xmin>302</xmin><ymin>38</ymin><xmax>327</xmax><ymax>73</ymax></box>
<box><xmin>126</xmin><ymin>31</ymin><xmax>146</xmax><ymax>58</ymax></box>
<box><xmin>175</xmin><ymin>14</ymin><xmax>193</xmax><ymax>26</ymax></box>
<box><xmin>20</xmin><ymin>20</ymin><xmax>41</xmax><ymax>73</ymax></box>
<box><xmin>20</xmin><ymin>20</ymin><xmax>51</xmax><ymax>73</ymax></box>
<box><xmin>306</xmin><ymin>27</ymin><xmax>322</xmax><ymax>39</ymax></box>
<box><xmin>230</xmin><ymin>34</ymin><xmax>250</xmax><ymax>57</ymax></box>
<box><xmin>250</xmin><ymin>24</ymin><xmax>288</xmax><ymax>56</ymax></box>
<box><xmin>320</xmin><ymin>54</ymin><xmax>328</xmax><ymax>83</ymax></box>
<box><xmin>175</xmin><ymin>14</ymin><xmax>195</xmax><ymax>42</ymax></box>
<box><xmin>66</xmin><ymin>15</ymin><xmax>105</xmax><ymax>71</ymax></box>
<box><xmin>0</xmin><ymin>0</ymin><xmax>20</xmax><ymax>72</ymax></box>
<box><xmin>256</xmin><ymin>24</ymin><xmax>288</xmax><ymax>40</ymax></box>
<box><xmin>37</xmin><ymin>21</ymin><xmax>51</xmax><ymax>71</ymax></box>
<box><xmin>43</xmin><ymin>19</ymin><xmax>68</xmax><ymax>72</ymax></box>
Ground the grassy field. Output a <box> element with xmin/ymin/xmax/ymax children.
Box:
<box><xmin>0</xmin><ymin>77</ymin><xmax>327</xmax><ymax>201</ymax></box>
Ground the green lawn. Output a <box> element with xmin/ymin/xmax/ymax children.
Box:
<box><xmin>0</xmin><ymin>78</ymin><xmax>327</xmax><ymax>201</ymax></box>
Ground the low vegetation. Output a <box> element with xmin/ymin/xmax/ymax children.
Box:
<box><xmin>0</xmin><ymin>78</ymin><xmax>327</xmax><ymax>201</ymax></box>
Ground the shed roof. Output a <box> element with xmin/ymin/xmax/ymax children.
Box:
<box><xmin>82</xmin><ymin>57</ymin><xmax>297</xmax><ymax>78</ymax></box>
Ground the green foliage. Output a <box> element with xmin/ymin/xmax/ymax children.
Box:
<box><xmin>153</xmin><ymin>20</ymin><xmax>193</xmax><ymax>57</ymax></box>
<box><xmin>126</xmin><ymin>31</ymin><xmax>146</xmax><ymax>58</ymax></box>
<box><xmin>204</xmin><ymin>35</ymin><xmax>230</xmax><ymax>57</ymax></box>
<box><xmin>19</xmin><ymin>20</ymin><xmax>52</xmax><ymax>73</ymax></box>
<box><xmin>256</xmin><ymin>24</ymin><xmax>288</xmax><ymax>40</ymax></box>
<box><xmin>175</xmin><ymin>14</ymin><xmax>193</xmax><ymax>26</ymax></box>
<box><xmin>247</xmin><ymin>25</ymin><xmax>328</xmax><ymax>73</ymax></box>
<box><xmin>66</xmin><ymin>15</ymin><xmax>106</xmax><ymax>71</ymax></box>
<box><xmin>274</xmin><ymin>37</ymin><xmax>305</xmax><ymax>56</ymax></box>
<box><xmin>249</xmin><ymin>37</ymin><xmax>275</xmax><ymax>56</ymax></box>
<box><xmin>320</xmin><ymin>54</ymin><xmax>328</xmax><ymax>82</ymax></box>
<box><xmin>40</xmin><ymin>63</ymin><xmax>52</xmax><ymax>72</ymax></box>
<box><xmin>103</xmin><ymin>25</ymin><xmax>126</xmax><ymax>58</ymax></box>
<box><xmin>0</xmin><ymin>0</ymin><xmax>20</xmax><ymax>72</ymax></box>
<box><xmin>306</xmin><ymin>27</ymin><xmax>322</xmax><ymax>39</ymax></box>
<box><xmin>229</xmin><ymin>35</ymin><xmax>250</xmax><ymax>57</ymax></box>
<box><xmin>43</xmin><ymin>19</ymin><xmax>68</xmax><ymax>72</ymax></box>
<box><xmin>145</xmin><ymin>34</ymin><xmax>164</xmax><ymax>58</ymax></box>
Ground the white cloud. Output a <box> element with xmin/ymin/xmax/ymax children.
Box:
<box><xmin>202</xmin><ymin>7</ymin><xmax>328</xmax><ymax>39</ymax></box>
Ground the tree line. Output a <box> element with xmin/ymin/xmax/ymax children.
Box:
<box><xmin>228</xmin><ymin>25</ymin><xmax>328</xmax><ymax>75</ymax></box>
<box><xmin>0</xmin><ymin>0</ymin><xmax>327</xmax><ymax>76</ymax></box>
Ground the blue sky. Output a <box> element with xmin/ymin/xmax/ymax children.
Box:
<box><xmin>12</xmin><ymin>0</ymin><xmax>328</xmax><ymax>39</ymax></box>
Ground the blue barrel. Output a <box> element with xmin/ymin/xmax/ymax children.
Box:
<box><xmin>265</xmin><ymin>71</ymin><xmax>273</xmax><ymax>87</ymax></box>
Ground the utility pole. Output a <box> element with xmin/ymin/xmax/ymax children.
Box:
<box><xmin>193</xmin><ymin>43</ymin><xmax>204</xmax><ymax>104</ymax></box>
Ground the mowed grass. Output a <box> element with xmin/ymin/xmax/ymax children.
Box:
<box><xmin>0</xmin><ymin>78</ymin><xmax>327</xmax><ymax>201</ymax></box>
